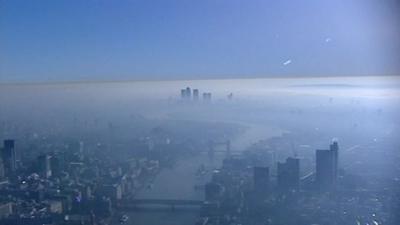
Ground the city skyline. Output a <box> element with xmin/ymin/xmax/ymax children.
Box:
<box><xmin>0</xmin><ymin>1</ymin><xmax>399</xmax><ymax>224</ymax></box>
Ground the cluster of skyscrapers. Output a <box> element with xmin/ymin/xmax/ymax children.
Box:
<box><xmin>253</xmin><ymin>156</ymin><xmax>301</xmax><ymax>193</ymax></box>
<box><xmin>180</xmin><ymin>87</ymin><xmax>212</xmax><ymax>102</ymax></box>
<box><xmin>253</xmin><ymin>141</ymin><xmax>339</xmax><ymax>193</ymax></box>
<box><xmin>0</xmin><ymin>139</ymin><xmax>55</xmax><ymax>180</ymax></box>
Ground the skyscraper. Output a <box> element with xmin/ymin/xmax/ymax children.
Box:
<box><xmin>185</xmin><ymin>87</ymin><xmax>191</xmax><ymax>99</ymax></box>
<box><xmin>277</xmin><ymin>157</ymin><xmax>300</xmax><ymax>191</ymax></box>
<box><xmin>180</xmin><ymin>89</ymin><xmax>186</xmax><ymax>99</ymax></box>
<box><xmin>315</xmin><ymin>141</ymin><xmax>339</xmax><ymax>190</ymax></box>
<box><xmin>203</xmin><ymin>92</ymin><xmax>212</xmax><ymax>101</ymax></box>
<box><xmin>1</xmin><ymin>140</ymin><xmax>16</xmax><ymax>176</ymax></box>
<box><xmin>193</xmin><ymin>89</ymin><xmax>199</xmax><ymax>101</ymax></box>
<box><xmin>330</xmin><ymin>141</ymin><xmax>339</xmax><ymax>181</ymax></box>
<box><xmin>38</xmin><ymin>154</ymin><xmax>52</xmax><ymax>178</ymax></box>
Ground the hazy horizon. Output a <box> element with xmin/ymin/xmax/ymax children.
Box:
<box><xmin>1</xmin><ymin>1</ymin><xmax>399</xmax><ymax>225</ymax></box>
<box><xmin>1</xmin><ymin>74</ymin><xmax>399</xmax><ymax>85</ymax></box>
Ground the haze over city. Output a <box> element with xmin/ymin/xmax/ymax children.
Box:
<box><xmin>0</xmin><ymin>1</ymin><xmax>399</xmax><ymax>225</ymax></box>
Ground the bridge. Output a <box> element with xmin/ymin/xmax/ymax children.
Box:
<box><xmin>200</xmin><ymin>140</ymin><xmax>232</xmax><ymax>158</ymax></box>
<box><xmin>118</xmin><ymin>199</ymin><xmax>203</xmax><ymax>211</ymax></box>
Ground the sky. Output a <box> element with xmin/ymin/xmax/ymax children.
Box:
<box><xmin>0</xmin><ymin>0</ymin><xmax>399</xmax><ymax>82</ymax></box>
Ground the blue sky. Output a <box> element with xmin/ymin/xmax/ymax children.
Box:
<box><xmin>0</xmin><ymin>0</ymin><xmax>399</xmax><ymax>82</ymax></box>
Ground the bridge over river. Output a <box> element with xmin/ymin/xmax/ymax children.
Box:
<box><xmin>118</xmin><ymin>199</ymin><xmax>204</xmax><ymax>211</ymax></box>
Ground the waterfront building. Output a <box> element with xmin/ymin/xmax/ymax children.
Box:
<box><xmin>315</xmin><ymin>141</ymin><xmax>339</xmax><ymax>189</ymax></box>
<box><xmin>277</xmin><ymin>157</ymin><xmax>300</xmax><ymax>191</ymax></box>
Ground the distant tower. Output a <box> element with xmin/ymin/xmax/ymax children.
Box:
<box><xmin>202</xmin><ymin>93</ymin><xmax>207</xmax><ymax>101</ymax></box>
<box><xmin>203</xmin><ymin>92</ymin><xmax>212</xmax><ymax>102</ymax></box>
<box><xmin>1</xmin><ymin>140</ymin><xmax>16</xmax><ymax>176</ymax></box>
<box><xmin>193</xmin><ymin>89</ymin><xmax>199</xmax><ymax>101</ymax></box>
<box><xmin>38</xmin><ymin>154</ymin><xmax>52</xmax><ymax>178</ymax></box>
<box><xmin>315</xmin><ymin>141</ymin><xmax>339</xmax><ymax>190</ymax></box>
<box><xmin>277</xmin><ymin>157</ymin><xmax>300</xmax><ymax>191</ymax></box>
<box><xmin>180</xmin><ymin>89</ymin><xmax>186</xmax><ymax>99</ymax></box>
<box><xmin>185</xmin><ymin>87</ymin><xmax>191</xmax><ymax>99</ymax></box>
<box><xmin>330</xmin><ymin>141</ymin><xmax>339</xmax><ymax>181</ymax></box>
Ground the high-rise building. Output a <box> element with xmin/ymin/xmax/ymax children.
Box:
<box><xmin>254</xmin><ymin>166</ymin><xmax>269</xmax><ymax>192</ymax></box>
<box><xmin>180</xmin><ymin>89</ymin><xmax>186</xmax><ymax>99</ymax></box>
<box><xmin>203</xmin><ymin>92</ymin><xmax>212</xmax><ymax>101</ymax></box>
<box><xmin>1</xmin><ymin>140</ymin><xmax>16</xmax><ymax>176</ymax></box>
<box><xmin>330</xmin><ymin>141</ymin><xmax>339</xmax><ymax>181</ymax></box>
<box><xmin>315</xmin><ymin>141</ymin><xmax>339</xmax><ymax>189</ymax></box>
<box><xmin>38</xmin><ymin>154</ymin><xmax>52</xmax><ymax>178</ymax></box>
<box><xmin>180</xmin><ymin>87</ymin><xmax>193</xmax><ymax>100</ymax></box>
<box><xmin>277</xmin><ymin>157</ymin><xmax>300</xmax><ymax>191</ymax></box>
<box><xmin>193</xmin><ymin>89</ymin><xmax>199</xmax><ymax>101</ymax></box>
<box><xmin>185</xmin><ymin>87</ymin><xmax>191</xmax><ymax>99</ymax></box>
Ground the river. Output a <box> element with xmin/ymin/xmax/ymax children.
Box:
<box><xmin>120</xmin><ymin>124</ymin><xmax>282</xmax><ymax>225</ymax></box>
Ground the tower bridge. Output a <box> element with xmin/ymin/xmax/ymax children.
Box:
<box><xmin>206</xmin><ymin>140</ymin><xmax>232</xmax><ymax>157</ymax></box>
